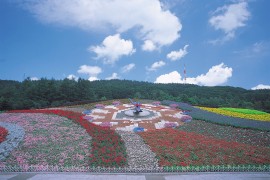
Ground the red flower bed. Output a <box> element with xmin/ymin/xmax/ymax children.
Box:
<box><xmin>139</xmin><ymin>128</ymin><xmax>270</xmax><ymax>167</ymax></box>
<box><xmin>0</xmin><ymin>126</ymin><xmax>8</xmax><ymax>143</ymax></box>
<box><xmin>9</xmin><ymin>109</ymin><xmax>127</xmax><ymax>167</ymax></box>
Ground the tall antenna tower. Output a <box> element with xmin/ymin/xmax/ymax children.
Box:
<box><xmin>184</xmin><ymin>64</ymin><xmax>186</xmax><ymax>84</ymax></box>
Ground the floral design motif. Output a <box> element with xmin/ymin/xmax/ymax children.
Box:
<box><xmin>7</xmin><ymin>110</ymin><xmax>127</xmax><ymax>167</ymax></box>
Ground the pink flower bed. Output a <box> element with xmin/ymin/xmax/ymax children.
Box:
<box><xmin>180</xmin><ymin>115</ymin><xmax>192</xmax><ymax>122</ymax></box>
<box><xmin>95</xmin><ymin>104</ymin><xmax>105</xmax><ymax>109</ymax></box>
<box><xmin>100</xmin><ymin>122</ymin><xmax>112</xmax><ymax>128</ymax></box>
<box><xmin>170</xmin><ymin>104</ymin><xmax>179</xmax><ymax>109</ymax></box>
<box><xmin>112</xmin><ymin>101</ymin><xmax>121</xmax><ymax>106</ymax></box>
<box><xmin>164</xmin><ymin>122</ymin><xmax>177</xmax><ymax>128</ymax></box>
<box><xmin>0</xmin><ymin>113</ymin><xmax>92</xmax><ymax>167</ymax></box>
<box><xmin>152</xmin><ymin>101</ymin><xmax>161</xmax><ymax>106</ymax></box>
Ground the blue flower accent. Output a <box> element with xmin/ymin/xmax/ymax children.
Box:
<box><xmin>133</xmin><ymin>127</ymin><xmax>144</xmax><ymax>132</ymax></box>
<box><xmin>82</xmin><ymin>110</ymin><xmax>92</xmax><ymax>115</ymax></box>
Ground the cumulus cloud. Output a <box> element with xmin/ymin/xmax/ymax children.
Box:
<box><xmin>167</xmin><ymin>45</ymin><xmax>189</xmax><ymax>61</ymax></box>
<box><xmin>77</xmin><ymin>65</ymin><xmax>102</xmax><ymax>76</ymax></box>
<box><xmin>88</xmin><ymin>76</ymin><xmax>99</xmax><ymax>81</ymax></box>
<box><xmin>155</xmin><ymin>71</ymin><xmax>183</xmax><ymax>83</ymax></box>
<box><xmin>122</xmin><ymin>63</ymin><xmax>135</xmax><ymax>73</ymax></box>
<box><xmin>106</xmin><ymin>73</ymin><xmax>120</xmax><ymax>80</ymax></box>
<box><xmin>89</xmin><ymin>34</ymin><xmax>135</xmax><ymax>64</ymax></box>
<box><xmin>30</xmin><ymin>77</ymin><xmax>39</xmax><ymax>81</ymax></box>
<box><xmin>142</xmin><ymin>40</ymin><xmax>157</xmax><ymax>52</ymax></box>
<box><xmin>209</xmin><ymin>1</ymin><xmax>250</xmax><ymax>43</ymax></box>
<box><xmin>155</xmin><ymin>63</ymin><xmax>233</xmax><ymax>86</ymax></box>
<box><xmin>194</xmin><ymin>63</ymin><xmax>233</xmax><ymax>86</ymax></box>
<box><xmin>77</xmin><ymin>65</ymin><xmax>102</xmax><ymax>81</ymax></box>
<box><xmin>67</xmin><ymin>74</ymin><xmax>78</xmax><ymax>81</ymax></box>
<box><xmin>147</xmin><ymin>61</ymin><xmax>166</xmax><ymax>71</ymax></box>
<box><xmin>251</xmin><ymin>84</ymin><xmax>270</xmax><ymax>90</ymax></box>
<box><xmin>22</xmin><ymin>0</ymin><xmax>181</xmax><ymax>49</ymax></box>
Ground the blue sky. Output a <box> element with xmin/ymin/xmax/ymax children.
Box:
<box><xmin>1</xmin><ymin>0</ymin><xmax>270</xmax><ymax>90</ymax></box>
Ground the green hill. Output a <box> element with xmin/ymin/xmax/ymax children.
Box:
<box><xmin>0</xmin><ymin>78</ymin><xmax>269</xmax><ymax>112</ymax></box>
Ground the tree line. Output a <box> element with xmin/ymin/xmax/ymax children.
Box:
<box><xmin>0</xmin><ymin>78</ymin><xmax>270</xmax><ymax>112</ymax></box>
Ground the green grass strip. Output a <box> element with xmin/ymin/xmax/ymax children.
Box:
<box><xmin>220</xmin><ymin>108</ymin><xmax>268</xmax><ymax>115</ymax></box>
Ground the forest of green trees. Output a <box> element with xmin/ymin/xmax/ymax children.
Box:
<box><xmin>1</xmin><ymin>78</ymin><xmax>270</xmax><ymax>112</ymax></box>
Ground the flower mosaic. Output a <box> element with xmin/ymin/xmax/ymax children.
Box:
<box><xmin>82</xmin><ymin>103</ymin><xmax>188</xmax><ymax>131</ymax></box>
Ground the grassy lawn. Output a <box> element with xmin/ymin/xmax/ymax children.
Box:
<box><xmin>220</xmin><ymin>108</ymin><xmax>268</xmax><ymax>115</ymax></box>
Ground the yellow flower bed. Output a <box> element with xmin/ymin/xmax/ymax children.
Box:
<box><xmin>197</xmin><ymin>107</ymin><xmax>270</xmax><ymax>122</ymax></box>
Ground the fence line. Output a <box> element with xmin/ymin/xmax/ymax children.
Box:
<box><xmin>0</xmin><ymin>165</ymin><xmax>269</xmax><ymax>173</ymax></box>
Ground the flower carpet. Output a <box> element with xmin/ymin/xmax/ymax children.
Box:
<box><xmin>0</xmin><ymin>113</ymin><xmax>92</xmax><ymax>168</ymax></box>
<box><xmin>4</xmin><ymin>109</ymin><xmax>127</xmax><ymax>168</ymax></box>
<box><xmin>162</xmin><ymin>100</ymin><xmax>270</xmax><ymax>131</ymax></box>
<box><xmin>198</xmin><ymin>107</ymin><xmax>270</xmax><ymax>122</ymax></box>
<box><xmin>139</xmin><ymin>128</ymin><xmax>270</xmax><ymax>167</ymax></box>
<box><xmin>0</xmin><ymin>100</ymin><xmax>270</xmax><ymax>172</ymax></box>
<box><xmin>83</xmin><ymin>103</ymin><xmax>186</xmax><ymax>131</ymax></box>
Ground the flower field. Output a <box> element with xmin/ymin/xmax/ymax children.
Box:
<box><xmin>162</xmin><ymin>100</ymin><xmax>270</xmax><ymax>130</ymax></box>
<box><xmin>177</xmin><ymin>118</ymin><xmax>270</xmax><ymax>147</ymax></box>
<box><xmin>5</xmin><ymin>109</ymin><xmax>127</xmax><ymax>167</ymax></box>
<box><xmin>0</xmin><ymin>113</ymin><xmax>91</xmax><ymax>167</ymax></box>
<box><xmin>139</xmin><ymin>128</ymin><xmax>270</xmax><ymax>167</ymax></box>
<box><xmin>1</xmin><ymin>100</ymin><xmax>270</xmax><ymax>172</ymax></box>
<box><xmin>198</xmin><ymin>107</ymin><xmax>270</xmax><ymax>122</ymax></box>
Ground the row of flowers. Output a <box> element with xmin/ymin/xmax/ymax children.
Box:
<box><xmin>8</xmin><ymin>109</ymin><xmax>127</xmax><ymax>167</ymax></box>
<box><xmin>162</xmin><ymin>100</ymin><xmax>270</xmax><ymax>131</ymax></box>
<box><xmin>0</xmin><ymin>126</ymin><xmax>8</xmax><ymax>143</ymax></box>
<box><xmin>138</xmin><ymin>128</ymin><xmax>270</xmax><ymax>167</ymax></box>
<box><xmin>198</xmin><ymin>107</ymin><xmax>270</xmax><ymax>122</ymax></box>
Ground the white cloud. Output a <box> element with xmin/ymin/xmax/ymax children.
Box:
<box><xmin>142</xmin><ymin>40</ymin><xmax>157</xmax><ymax>51</ymax></box>
<box><xmin>22</xmin><ymin>0</ymin><xmax>181</xmax><ymax>49</ymax></box>
<box><xmin>147</xmin><ymin>61</ymin><xmax>166</xmax><ymax>71</ymax></box>
<box><xmin>209</xmin><ymin>1</ymin><xmax>250</xmax><ymax>43</ymax></box>
<box><xmin>67</xmin><ymin>74</ymin><xmax>78</xmax><ymax>81</ymax></box>
<box><xmin>30</xmin><ymin>77</ymin><xmax>39</xmax><ymax>81</ymax></box>
<box><xmin>251</xmin><ymin>84</ymin><xmax>270</xmax><ymax>90</ymax></box>
<box><xmin>88</xmin><ymin>76</ymin><xmax>99</xmax><ymax>81</ymax></box>
<box><xmin>167</xmin><ymin>45</ymin><xmax>189</xmax><ymax>61</ymax></box>
<box><xmin>77</xmin><ymin>65</ymin><xmax>102</xmax><ymax>76</ymax></box>
<box><xmin>155</xmin><ymin>63</ymin><xmax>233</xmax><ymax>86</ymax></box>
<box><xmin>77</xmin><ymin>65</ymin><xmax>102</xmax><ymax>81</ymax></box>
<box><xmin>122</xmin><ymin>63</ymin><xmax>135</xmax><ymax>73</ymax></box>
<box><xmin>194</xmin><ymin>63</ymin><xmax>233</xmax><ymax>86</ymax></box>
<box><xmin>89</xmin><ymin>34</ymin><xmax>135</xmax><ymax>64</ymax></box>
<box><xmin>155</xmin><ymin>71</ymin><xmax>183</xmax><ymax>84</ymax></box>
<box><xmin>106</xmin><ymin>73</ymin><xmax>120</xmax><ymax>80</ymax></box>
